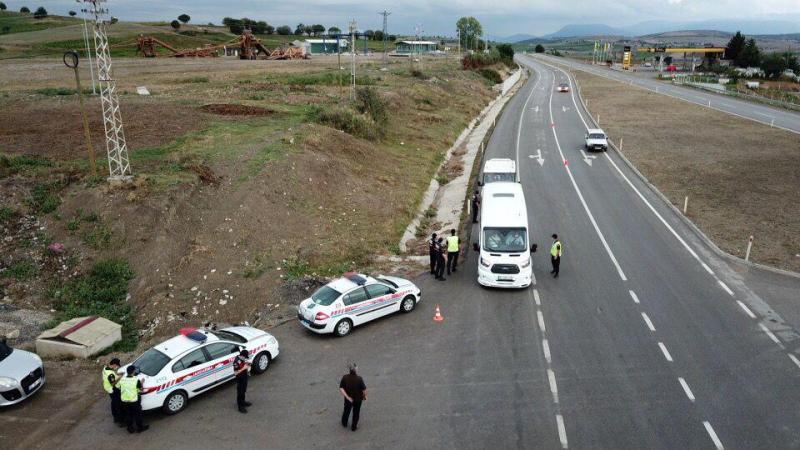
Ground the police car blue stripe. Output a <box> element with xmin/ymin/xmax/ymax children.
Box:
<box><xmin>158</xmin><ymin>363</ymin><xmax>230</xmax><ymax>394</ymax></box>
<box><xmin>330</xmin><ymin>296</ymin><xmax>398</xmax><ymax>318</ymax></box>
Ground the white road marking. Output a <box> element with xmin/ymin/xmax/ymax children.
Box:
<box><xmin>788</xmin><ymin>354</ymin><xmax>800</xmax><ymax>369</ymax></box>
<box><xmin>556</xmin><ymin>414</ymin><xmax>569</xmax><ymax>448</ymax></box>
<box><xmin>548</xmin><ymin>369</ymin><xmax>559</xmax><ymax>403</ymax></box>
<box><xmin>753</xmin><ymin>110</ymin><xmax>775</xmax><ymax>119</ymax></box>
<box><xmin>543</xmin><ymin>338</ymin><xmax>552</xmax><ymax>364</ymax></box>
<box><xmin>701</xmin><ymin>262</ymin><xmax>714</xmax><ymax>275</ymax></box>
<box><xmin>641</xmin><ymin>312</ymin><xmax>656</xmax><ymax>331</ymax></box>
<box><xmin>515</xmin><ymin>70</ymin><xmax>542</xmax><ymax>182</ymax></box>
<box><xmin>658</xmin><ymin>342</ymin><xmax>674</xmax><ymax>362</ymax></box>
<box><xmin>629</xmin><ymin>290</ymin><xmax>640</xmax><ymax>304</ymax></box>
<box><xmin>759</xmin><ymin>323</ymin><xmax>783</xmax><ymax>347</ymax></box>
<box><xmin>717</xmin><ymin>280</ymin><xmax>734</xmax><ymax>296</ymax></box>
<box><xmin>736</xmin><ymin>300</ymin><xmax>756</xmax><ymax>319</ymax></box>
<box><xmin>678</xmin><ymin>377</ymin><xmax>695</xmax><ymax>402</ymax></box>
<box><xmin>534</xmin><ymin>289</ymin><xmax>541</xmax><ymax>306</ymax></box>
<box><xmin>537</xmin><ymin>310</ymin><xmax>547</xmax><ymax>333</ymax></box>
<box><xmin>545</xmin><ymin>74</ymin><xmax>628</xmax><ymax>281</ymax></box>
<box><xmin>529</xmin><ymin>149</ymin><xmax>545</xmax><ymax>166</ymax></box>
<box><xmin>703</xmin><ymin>421</ymin><xmax>724</xmax><ymax>449</ymax></box>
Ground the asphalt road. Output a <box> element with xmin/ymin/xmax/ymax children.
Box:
<box><xmin>30</xmin><ymin>58</ymin><xmax>800</xmax><ymax>450</ymax></box>
<box><xmin>536</xmin><ymin>54</ymin><xmax>800</xmax><ymax>135</ymax></box>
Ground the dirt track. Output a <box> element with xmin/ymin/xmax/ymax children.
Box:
<box><xmin>574</xmin><ymin>71</ymin><xmax>800</xmax><ymax>272</ymax></box>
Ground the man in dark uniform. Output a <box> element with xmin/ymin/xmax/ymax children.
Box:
<box><xmin>435</xmin><ymin>237</ymin><xmax>447</xmax><ymax>281</ymax></box>
<box><xmin>101</xmin><ymin>357</ymin><xmax>125</xmax><ymax>427</ymax></box>
<box><xmin>428</xmin><ymin>232</ymin><xmax>438</xmax><ymax>275</ymax></box>
<box><xmin>118</xmin><ymin>365</ymin><xmax>148</xmax><ymax>433</ymax></box>
<box><xmin>339</xmin><ymin>363</ymin><xmax>367</xmax><ymax>431</ymax></box>
<box><xmin>471</xmin><ymin>190</ymin><xmax>481</xmax><ymax>223</ymax></box>
<box><xmin>233</xmin><ymin>349</ymin><xmax>252</xmax><ymax>413</ymax></box>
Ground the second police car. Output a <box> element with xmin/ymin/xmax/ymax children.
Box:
<box><xmin>124</xmin><ymin>326</ymin><xmax>279</xmax><ymax>414</ymax></box>
<box><xmin>298</xmin><ymin>273</ymin><xmax>421</xmax><ymax>337</ymax></box>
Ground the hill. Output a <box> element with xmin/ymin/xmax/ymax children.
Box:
<box><xmin>0</xmin><ymin>10</ymin><xmax>81</xmax><ymax>35</ymax></box>
<box><xmin>543</xmin><ymin>24</ymin><xmax>626</xmax><ymax>38</ymax></box>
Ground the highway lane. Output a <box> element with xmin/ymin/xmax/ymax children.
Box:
<box><xmin>517</xmin><ymin>54</ymin><xmax>800</xmax><ymax>448</ymax></box>
<box><xmin>535</xmin><ymin>53</ymin><xmax>800</xmax><ymax>135</ymax></box>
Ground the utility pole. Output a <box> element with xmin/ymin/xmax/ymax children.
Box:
<box><xmin>457</xmin><ymin>28</ymin><xmax>460</xmax><ymax>59</ymax></box>
<box><xmin>78</xmin><ymin>4</ymin><xmax>96</xmax><ymax>94</ymax></box>
<box><xmin>63</xmin><ymin>50</ymin><xmax>97</xmax><ymax>176</ymax></box>
<box><xmin>415</xmin><ymin>24</ymin><xmax>423</xmax><ymax>71</ymax></box>
<box><xmin>349</xmin><ymin>19</ymin><xmax>357</xmax><ymax>100</ymax></box>
<box><xmin>379</xmin><ymin>10</ymin><xmax>390</xmax><ymax>66</ymax></box>
<box><xmin>83</xmin><ymin>0</ymin><xmax>132</xmax><ymax>181</ymax></box>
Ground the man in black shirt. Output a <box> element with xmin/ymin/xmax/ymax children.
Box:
<box><xmin>428</xmin><ymin>233</ymin><xmax>438</xmax><ymax>275</ymax></box>
<box><xmin>233</xmin><ymin>349</ymin><xmax>252</xmax><ymax>413</ymax></box>
<box><xmin>339</xmin><ymin>364</ymin><xmax>367</xmax><ymax>431</ymax></box>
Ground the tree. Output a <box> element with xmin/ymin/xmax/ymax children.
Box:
<box><xmin>725</xmin><ymin>31</ymin><xmax>746</xmax><ymax>61</ymax></box>
<box><xmin>294</xmin><ymin>23</ymin><xmax>305</xmax><ymax>35</ymax></box>
<box><xmin>328</xmin><ymin>26</ymin><xmax>341</xmax><ymax>35</ymax></box>
<box><xmin>303</xmin><ymin>25</ymin><xmax>313</xmax><ymax>36</ymax></box>
<box><xmin>456</xmin><ymin>17</ymin><xmax>483</xmax><ymax>51</ymax></box>
<box><xmin>253</xmin><ymin>20</ymin><xmax>269</xmax><ymax>34</ymax></box>
<box><xmin>737</xmin><ymin>38</ymin><xmax>761</xmax><ymax>68</ymax></box>
<box><xmin>68</xmin><ymin>10</ymin><xmax>77</xmax><ymax>16</ymax></box>
<box><xmin>496</xmin><ymin>43</ymin><xmax>514</xmax><ymax>62</ymax></box>
<box><xmin>178</xmin><ymin>14</ymin><xmax>190</xmax><ymax>24</ymax></box>
<box><xmin>224</xmin><ymin>17</ymin><xmax>244</xmax><ymax>35</ymax></box>
<box><xmin>535</xmin><ymin>44</ymin><xmax>545</xmax><ymax>53</ymax></box>
<box><xmin>761</xmin><ymin>51</ymin><xmax>799</xmax><ymax>78</ymax></box>
<box><xmin>32</xmin><ymin>6</ymin><xmax>47</xmax><ymax>19</ymax></box>
<box><xmin>364</xmin><ymin>29</ymin><xmax>374</xmax><ymax>40</ymax></box>
<box><xmin>1</xmin><ymin>26</ymin><xmax>9</xmax><ymax>34</ymax></box>
<box><xmin>0</xmin><ymin>3</ymin><xmax>8</xmax><ymax>11</ymax></box>
<box><xmin>170</xmin><ymin>20</ymin><xmax>181</xmax><ymax>30</ymax></box>
<box><xmin>311</xmin><ymin>24</ymin><xmax>325</xmax><ymax>36</ymax></box>
<box><xmin>277</xmin><ymin>25</ymin><xmax>292</xmax><ymax>35</ymax></box>
<box><xmin>20</xmin><ymin>6</ymin><xmax>29</xmax><ymax>13</ymax></box>
<box><xmin>373</xmin><ymin>30</ymin><xmax>384</xmax><ymax>41</ymax></box>
<box><xmin>265</xmin><ymin>24</ymin><xmax>275</xmax><ymax>35</ymax></box>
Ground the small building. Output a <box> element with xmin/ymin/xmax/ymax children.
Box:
<box><xmin>395</xmin><ymin>40</ymin><xmax>438</xmax><ymax>55</ymax></box>
<box><xmin>36</xmin><ymin>316</ymin><xmax>121</xmax><ymax>359</ymax></box>
<box><xmin>297</xmin><ymin>38</ymin><xmax>348</xmax><ymax>55</ymax></box>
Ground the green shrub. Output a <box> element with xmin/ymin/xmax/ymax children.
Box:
<box><xmin>478</xmin><ymin>68</ymin><xmax>503</xmax><ymax>84</ymax></box>
<box><xmin>0</xmin><ymin>153</ymin><xmax>53</xmax><ymax>178</ymax></box>
<box><xmin>283</xmin><ymin>257</ymin><xmax>310</xmax><ymax>281</ymax></box>
<box><xmin>0</xmin><ymin>206</ymin><xmax>15</xmax><ymax>222</ymax></box>
<box><xmin>282</xmin><ymin>71</ymin><xmax>375</xmax><ymax>87</ymax></box>
<box><xmin>5</xmin><ymin>261</ymin><xmax>38</xmax><ymax>281</ymax></box>
<box><xmin>410</xmin><ymin>69</ymin><xmax>429</xmax><ymax>79</ymax></box>
<box><xmin>35</xmin><ymin>87</ymin><xmax>75</xmax><ymax>96</ymax></box>
<box><xmin>354</xmin><ymin>86</ymin><xmax>388</xmax><ymax>124</ymax></box>
<box><xmin>311</xmin><ymin>106</ymin><xmax>383</xmax><ymax>141</ymax></box>
<box><xmin>50</xmin><ymin>259</ymin><xmax>137</xmax><ymax>351</ymax></box>
<box><xmin>82</xmin><ymin>223</ymin><xmax>113</xmax><ymax>249</ymax></box>
<box><xmin>27</xmin><ymin>182</ymin><xmax>62</xmax><ymax>214</ymax></box>
<box><xmin>179</xmin><ymin>76</ymin><xmax>209</xmax><ymax>83</ymax></box>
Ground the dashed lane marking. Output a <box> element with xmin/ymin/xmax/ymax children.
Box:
<box><xmin>537</xmin><ymin>310</ymin><xmax>547</xmax><ymax>333</ymax></box>
<box><xmin>641</xmin><ymin>312</ymin><xmax>656</xmax><ymax>332</ymax></box>
<box><xmin>678</xmin><ymin>377</ymin><xmax>696</xmax><ymax>402</ymax></box>
<box><xmin>701</xmin><ymin>262</ymin><xmax>714</xmax><ymax>275</ymax></box>
<box><xmin>717</xmin><ymin>280</ymin><xmax>734</xmax><ymax>296</ymax></box>
<box><xmin>658</xmin><ymin>342</ymin><xmax>674</xmax><ymax>362</ymax></box>
<box><xmin>629</xmin><ymin>290</ymin><xmax>640</xmax><ymax>304</ymax></box>
<box><xmin>556</xmin><ymin>414</ymin><xmax>569</xmax><ymax>449</ymax></box>
<box><xmin>736</xmin><ymin>300</ymin><xmax>756</xmax><ymax>319</ymax></box>
<box><xmin>759</xmin><ymin>323</ymin><xmax>784</xmax><ymax>348</ymax></box>
<box><xmin>788</xmin><ymin>354</ymin><xmax>800</xmax><ymax>370</ymax></box>
<box><xmin>543</xmin><ymin>338</ymin><xmax>552</xmax><ymax>364</ymax></box>
<box><xmin>548</xmin><ymin>369</ymin><xmax>559</xmax><ymax>403</ymax></box>
<box><xmin>533</xmin><ymin>289</ymin><xmax>541</xmax><ymax>306</ymax></box>
<box><xmin>703</xmin><ymin>421</ymin><xmax>724</xmax><ymax>449</ymax></box>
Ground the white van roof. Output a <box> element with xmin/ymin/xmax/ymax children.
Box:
<box><xmin>481</xmin><ymin>182</ymin><xmax>528</xmax><ymax>228</ymax></box>
<box><xmin>483</xmin><ymin>158</ymin><xmax>516</xmax><ymax>173</ymax></box>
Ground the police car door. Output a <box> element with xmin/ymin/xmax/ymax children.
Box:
<box><xmin>203</xmin><ymin>342</ymin><xmax>241</xmax><ymax>385</ymax></box>
<box><xmin>341</xmin><ymin>287</ymin><xmax>370</xmax><ymax>326</ymax></box>
<box><xmin>363</xmin><ymin>283</ymin><xmax>398</xmax><ymax>320</ymax></box>
<box><xmin>170</xmin><ymin>347</ymin><xmax>214</xmax><ymax>396</ymax></box>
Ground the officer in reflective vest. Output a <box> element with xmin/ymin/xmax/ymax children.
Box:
<box><xmin>102</xmin><ymin>357</ymin><xmax>125</xmax><ymax>426</ymax></box>
<box><xmin>446</xmin><ymin>229</ymin><xmax>460</xmax><ymax>275</ymax></box>
<box><xmin>119</xmin><ymin>365</ymin><xmax>148</xmax><ymax>433</ymax></box>
<box><xmin>550</xmin><ymin>234</ymin><xmax>562</xmax><ymax>278</ymax></box>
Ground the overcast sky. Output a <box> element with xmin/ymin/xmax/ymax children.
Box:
<box><xmin>7</xmin><ymin>0</ymin><xmax>800</xmax><ymax>36</ymax></box>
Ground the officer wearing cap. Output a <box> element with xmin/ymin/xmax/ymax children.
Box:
<box><xmin>118</xmin><ymin>365</ymin><xmax>148</xmax><ymax>433</ymax></box>
<box><xmin>339</xmin><ymin>363</ymin><xmax>367</xmax><ymax>431</ymax></box>
<box><xmin>233</xmin><ymin>349</ymin><xmax>252</xmax><ymax>413</ymax></box>
<box><xmin>101</xmin><ymin>357</ymin><xmax>125</xmax><ymax>426</ymax></box>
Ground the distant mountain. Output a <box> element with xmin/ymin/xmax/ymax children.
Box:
<box><xmin>542</xmin><ymin>24</ymin><xmax>626</xmax><ymax>38</ymax></box>
<box><xmin>487</xmin><ymin>33</ymin><xmax>536</xmax><ymax>43</ymax></box>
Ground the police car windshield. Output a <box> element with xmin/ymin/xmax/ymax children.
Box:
<box><xmin>484</xmin><ymin>227</ymin><xmax>527</xmax><ymax>253</ymax></box>
<box><xmin>311</xmin><ymin>286</ymin><xmax>342</xmax><ymax>306</ymax></box>
<box><xmin>589</xmin><ymin>133</ymin><xmax>605</xmax><ymax>139</ymax></box>
<box><xmin>133</xmin><ymin>348</ymin><xmax>171</xmax><ymax>376</ymax></box>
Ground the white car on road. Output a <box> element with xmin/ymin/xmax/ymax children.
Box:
<box><xmin>585</xmin><ymin>128</ymin><xmax>608</xmax><ymax>152</ymax></box>
<box><xmin>298</xmin><ymin>273</ymin><xmax>421</xmax><ymax>337</ymax></box>
<box><xmin>0</xmin><ymin>337</ymin><xmax>45</xmax><ymax>406</ymax></box>
<box><xmin>125</xmin><ymin>326</ymin><xmax>279</xmax><ymax>414</ymax></box>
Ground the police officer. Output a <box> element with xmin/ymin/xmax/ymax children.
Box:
<box><xmin>428</xmin><ymin>232</ymin><xmax>438</xmax><ymax>275</ymax></box>
<box><xmin>102</xmin><ymin>357</ymin><xmax>125</xmax><ymax>427</ymax></box>
<box><xmin>233</xmin><ymin>349</ymin><xmax>252</xmax><ymax>413</ymax></box>
<box><xmin>446</xmin><ymin>229</ymin><xmax>460</xmax><ymax>275</ymax></box>
<box><xmin>471</xmin><ymin>190</ymin><xmax>481</xmax><ymax>223</ymax></box>
<box><xmin>435</xmin><ymin>237</ymin><xmax>447</xmax><ymax>281</ymax></box>
<box><xmin>550</xmin><ymin>234</ymin><xmax>562</xmax><ymax>278</ymax></box>
<box><xmin>119</xmin><ymin>365</ymin><xmax>148</xmax><ymax>433</ymax></box>
<box><xmin>339</xmin><ymin>363</ymin><xmax>367</xmax><ymax>431</ymax></box>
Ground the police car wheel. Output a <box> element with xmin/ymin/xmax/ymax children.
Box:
<box><xmin>163</xmin><ymin>390</ymin><xmax>188</xmax><ymax>415</ymax></box>
<box><xmin>334</xmin><ymin>319</ymin><xmax>352</xmax><ymax>337</ymax></box>
<box><xmin>400</xmin><ymin>296</ymin><xmax>416</xmax><ymax>313</ymax></box>
<box><xmin>252</xmin><ymin>352</ymin><xmax>270</xmax><ymax>374</ymax></box>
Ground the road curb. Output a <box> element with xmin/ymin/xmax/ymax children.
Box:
<box><xmin>549</xmin><ymin>57</ymin><xmax>800</xmax><ymax>280</ymax></box>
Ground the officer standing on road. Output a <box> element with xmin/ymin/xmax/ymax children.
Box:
<box><xmin>428</xmin><ymin>232</ymin><xmax>438</xmax><ymax>275</ymax></box>
<box><xmin>102</xmin><ymin>357</ymin><xmax>125</xmax><ymax>427</ymax></box>
<box><xmin>446</xmin><ymin>229</ymin><xmax>460</xmax><ymax>275</ymax></box>
<box><xmin>471</xmin><ymin>190</ymin><xmax>481</xmax><ymax>223</ymax></box>
<box><xmin>550</xmin><ymin>234</ymin><xmax>562</xmax><ymax>278</ymax></box>
<box><xmin>119</xmin><ymin>365</ymin><xmax>148</xmax><ymax>433</ymax></box>
<box><xmin>435</xmin><ymin>237</ymin><xmax>447</xmax><ymax>281</ymax></box>
<box><xmin>339</xmin><ymin>363</ymin><xmax>367</xmax><ymax>432</ymax></box>
<box><xmin>233</xmin><ymin>349</ymin><xmax>252</xmax><ymax>413</ymax></box>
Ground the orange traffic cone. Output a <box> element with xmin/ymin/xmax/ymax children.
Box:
<box><xmin>433</xmin><ymin>305</ymin><xmax>444</xmax><ymax>322</ymax></box>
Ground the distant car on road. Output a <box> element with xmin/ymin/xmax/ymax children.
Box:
<box><xmin>585</xmin><ymin>128</ymin><xmax>608</xmax><ymax>152</ymax></box>
<box><xmin>0</xmin><ymin>337</ymin><xmax>45</xmax><ymax>407</ymax></box>
<box><xmin>124</xmin><ymin>326</ymin><xmax>279</xmax><ymax>415</ymax></box>
<box><xmin>298</xmin><ymin>273</ymin><xmax>421</xmax><ymax>337</ymax></box>
<box><xmin>557</xmin><ymin>83</ymin><xmax>570</xmax><ymax>92</ymax></box>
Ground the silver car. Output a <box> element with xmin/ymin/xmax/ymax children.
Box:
<box><xmin>0</xmin><ymin>338</ymin><xmax>45</xmax><ymax>406</ymax></box>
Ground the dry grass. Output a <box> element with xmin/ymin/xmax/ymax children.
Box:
<box><xmin>574</xmin><ymin>71</ymin><xmax>800</xmax><ymax>272</ymax></box>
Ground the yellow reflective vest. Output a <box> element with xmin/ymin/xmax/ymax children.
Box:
<box><xmin>447</xmin><ymin>235</ymin><xmax>460</xmax><ymax>252</ymax></box>
<box><xmin>118</xmin><ymin>376</ymin><xmax>140</xmax><ymax>403</ymax></box>
<box><xmin>550</xmin><ymin>241</ymin><xmax>562</xmax><ymax>258</ymax></box>
<box><xmin>102</xmin><ymin>367</ymin><xmax>117</xmax><ymax>394</ymax></box>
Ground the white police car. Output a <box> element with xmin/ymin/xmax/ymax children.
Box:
<box><xmin>297</xmin><ymin>272</ymin><xmax>421</xmax><ymax>337</ymax></box>
<box><xmin>124</xmin><ymin>326</ymin><xmax>279</xmax><ymax>415</ymax></box>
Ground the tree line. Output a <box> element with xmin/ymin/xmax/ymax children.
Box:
<box><xmin>221</xmin><ymin>18</ymin><xmax>396</xmax><ymax>40</ymax></box>
<box><xmin>725</xmin><ymin>31</ymin><xmax>799</xmax><ymax>78</ymax></box>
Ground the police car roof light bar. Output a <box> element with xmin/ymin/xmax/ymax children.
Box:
<box><xmin>179</xmin><ymin>327</ymin><xmax>208</xmax><ymax>343</ymax></box>
<box><xmin>344</xmin><ymin>272</ymin><xmax>367</xmax><ymax>286</ymax></box>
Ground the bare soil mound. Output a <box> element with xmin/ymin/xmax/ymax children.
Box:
<box><xmin>200</xmin><ymin>103</ymin><xmax>274</xmax><ymax>116</ymax></box>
